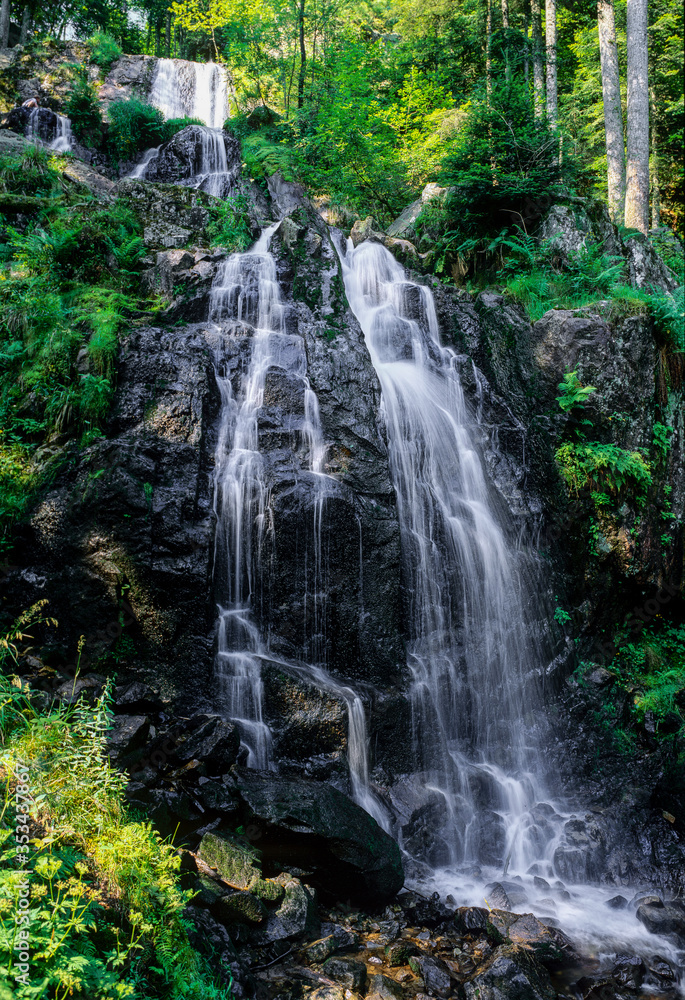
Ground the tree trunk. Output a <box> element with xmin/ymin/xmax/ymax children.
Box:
<box><xmin>524</xmin><ymin>0</ymin><xmax>530</xmax><ymax>91</ymax></box>
<box><xmin>531</xmin><ymin>0</ymin><xmax>544</xmax><ymax>116</ymax></box>
<box><xmin>501</xmin><ymin>0</ymin><xmax>511</xmax><ymax>83</ymax></box>
<box><xmin>165</xmin><ymin>13</ymin><xmax>171</xmax><ymax>58</ymax></box>
<box><xmin>545</xmin><ymin>0</ymin><xmax>557</xmax><ymax>121</ymax></box>
<box><xmin>624</xmin><ymin>0</ymin><xmax>649</xmax><ymax>233</ymax></box>
<box><xmin>0</xmin><ymin>0</ymin><xmax>10</xmax><ymax>48</ymax></box>
<box><xmin>19</xmin><ymin>3</ymin><xmax>29</xmax><ymax>45</ymax></box>
<box><xmin>297</xmin><ymin>0</ymin><xmax>306</xmax><ymax>109</ymax></box>
<box><xmin>486</xmin><ymin>0</ymin><xmax>493</xmax><ymax>99</ymax></box>
<box><xmin>649</xmin><ymin>87</ymin><xmax>660</xmax><ymax>228</ymax></box>
<box><xmin>598</xmin><ymin>0</ymin><xmax>626</xmax><ymax>224</ymax></box>
<box><xmin>155</xmin><ymin>24</ymin><xmax>161</xmax><ymax>58</ymax></box>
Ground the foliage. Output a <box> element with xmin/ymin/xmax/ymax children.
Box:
<box><xmin>107</xmin><ymin>99</ymin><xmax>168</xmax><ymax>160</ymax></box>
<box><xmin>0</xmin><ymin>614</ymin><xmax>233</xmax><ymax>999</ymax></box>
<box><xmin>65</xmin><ymin>74</ymin><xmax>105</xmax><ymax>149</ymax></box>
<box><xmin>556</xmin><ymin>441</ymin><xmax>652</xmax><ymax>498</ymax></box>
<box><xmin>206</xmin><ymin>192</ymin><xmax>253</xmax><ymax>252</ymax></box>
<box><xmin>88</xmin><ymin>32</ymin><xmax>123</xmax><ymax>72</ymax></box>
<box><xmin>556</xmin><ymin>371</ymin><xmax>597</xmax><ymax>412</ymax></box>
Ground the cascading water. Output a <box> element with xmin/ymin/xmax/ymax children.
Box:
<box><xmin>337</xmin><ymin>235</ymin><xmax>685</xmax><ymax>975</ymax></box>
<box><xmin>131</xmin><ymin>58</ymin><xmax>235</xmax><ymax>196</ymax></box>
<box><xmin>26</xmin><ymin>108</ymin><xmax>73</xmax><ymax>152</ymax></box>
<box><xmin>208</xmin><ymin>226</ymin><xmax>384</xmax><ymax>817</ymax></box>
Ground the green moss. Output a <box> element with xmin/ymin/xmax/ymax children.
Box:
<box><xmin>198</xmin><ymin>831</ymin><xmax>261</xmax><ymax>890</ymax></box>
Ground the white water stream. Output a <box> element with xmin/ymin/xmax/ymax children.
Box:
<box><xmin>26</xmin><ymin>108</ymin><xmax>73</xmax><ymax>152</ymax></box>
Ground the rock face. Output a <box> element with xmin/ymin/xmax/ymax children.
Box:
<box><xmin>118</xmin><ymin>178</ymin><xmax>217</xmax><ymax>249</ymax></box>
<box><xmin>231</xmin><ymin>768</ymin><xmax>404</xmax><ymax>904</ymax></box>
<box><xmin>4</xmin><ymin>324</ymin><xmax>220</xmax><ymax>704</ymax></box>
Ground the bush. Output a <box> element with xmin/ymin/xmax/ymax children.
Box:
<box><xmin>206</xmin><ymin>191</ymin><xmax>253</xmax><ymax>252</ymax></box>
<box><xmin>88</xmin><ymin>31</ymin><xmax>122</xmax><ymax>73</ymax></box>
<box><xmin>163</xmin><ymin>116</ymin><xmax>206</xmax><ymax>140</ymax></box>
<box><xmin>107</xmin><ymin>99</ymin><xmax>167</xmax><ymax>160</ymax></box>
<box><xmin>65</xmin><ymin>74</ymin><xmax>104</xmax><ymax>149</ymax></box>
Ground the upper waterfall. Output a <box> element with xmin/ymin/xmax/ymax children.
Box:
<box><xmin>148</xmin><ymin>58</ymin><xmax>228</xmax><ymax>129</ymax></box>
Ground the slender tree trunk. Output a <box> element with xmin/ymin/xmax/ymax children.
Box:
<box><xmin>649</xmin><ymin>87</ymin><xmax>660</xmax><ymax>228</ymax></box>
<box><xmin>19</xmin><ymin>3</ymin><xmax>29</xmax><ymax>45</ymax></box>
<box><xmin>155</xmin><ymin>24</ymin><xmax>161</xmax><ymax>58</ymax></box>
<box><xmin>545</xmin><ymin>0</ymin><xmax>557</xmax><ymax>121</ymax></box>
<box><xmin>486</xmin><ymin>0</ymin><xmax>493</xmax><ymax>99</ymax></box>
<box><xmin>165</xmin><ymin>13</ymin><xmax>171</xmax><ymax>58</ymax></box>
<box><xmin>0</xmin><ymin>0</ymin><xmax>10</xmax><ymax>48</ymax></box>
<box><xmin>624</xmin><ymin>0</ymin><xmax>649</xmax><ymax>233</ymax></box>
<box><xmin>297</xmin><ymin>0</ymin><xmax>306</xmax><ymax>109</ymax></box>
<box><xmin>531</xmin><ymin>0</ymin><xmax>545</xmax><ymax>116</ymax></box>
<box><xmin>501</xmin><ymin>0</ymin><xmax>511</xmax><ymax>83</ymax></box>
<box><xmin>598</xmin><ymin>0</ymin><xmax>626</xmax><ymax>224</ymax></box>
<box><xmin>524</xmin><ymin>0</ymin><xmax>530</xmax><ymax>91</ymax></box>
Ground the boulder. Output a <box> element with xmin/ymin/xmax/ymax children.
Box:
<box><xmin>266</xmin><ymin>169</ymin><xmax>308</xmax><ymax>218</ymax></box>
<box><xmin>107</xmin><ymin>714</ymin><xmax>150</xmax><ymax>755</ymax></box>
<box><xmin>386</xmin><ymin>182</ymin><xmax>447</xmax><ymax>239</ymax></box>
<box><xmin>366</xmin><ymin>973</ymin><xmax>404</xmax><ymax>1000</ymax></box>
<box><xmin>624</xmin><ymin>234</ymin><xmax>678</xmax><ymax>292</ymax></box>
<box><xmin>463</xmin><ymin>945</ymin><xmax>556</xmax><ymax>1000</ymax></box>
<box><xmin>214</xmin><ymin>891</ymin><xmax>266</xmax><ymax>925</ymax></box>
<box><xmin>250</xmin><ymin>877</ymin><xmax>319</xmax><ymax>943</ymax></box>
<box><xmin>142</xmin><ymin>125</ymin><xmax>240</xmax><ymax>189</ymax></box>
<box><xmin>487</xmin><ymin>911</ymin><xmax>579</xmax><ymax>968</ymax></box>
<box><xmin>170</xmin><ymin>715</ymin><xmax>240</xmax><ymax>774</ymax></box>
<box><xmin>636</xmin><ymin>901</ymin><xmax>685</xmax><ymax>943</ymax></box>
<box><xmin>232</xmin><ymin>768</ymin><xmax>404</xmax><ymax>904</ymax></box>
<box><xmin>198</xmin><ymin>831</ymin><xmax>261</xmax><ymax>890</ymax></box>
<box><xmin>322</xmin><ymin>957</ymin><xmax>367</xmax><ymax>992</ymax></box>
<box><xmin>408</xmin><ymin>955</ymin><xmax>452</xmax><ymax>997</ymax></box>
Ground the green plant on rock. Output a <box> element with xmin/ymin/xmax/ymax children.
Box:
<box><xmin>652</xmin><ymin>421</ymin><xmax>673</xmax><ymax>462</ymax></box>
<box><xmin>556</xmin><ymin>441</ymin><xmax>652</xmax><ymax>498</ymax></box>
<box><xmin>207</xmin><ymin>192</ymin><xmax>253</xmax><ymax>252</ymax></box>
<box><xmin>556</xmin><ymin>370</ymin><xmax>597</xmax><ymax>412</ymax></box>
<box><xmin>88</xmin><ymin>32</ymin><xmax>123</xmax><ymax>73</ymax></box>
<box><xmin>65</xmin><ymin>72</ymin><xmax>104</xmax><ymax>149</ymax></box>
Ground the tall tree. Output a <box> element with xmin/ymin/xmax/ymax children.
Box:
<box><xmin>624</xmin><ymin>0</ymin><xmax>649</xmax><ymax>232</ymax></box>
<box><xmin>597</xmin><ymin>0</ymin><xmax>626</xmax><ymax>223</ymax></box>
<box><xmin>0</xmin><ymin>0</ymin><xmax>10</xmax><ymax>47</ymax></box>
<box><xmin>649</xmin><ymin>86</ymin><xmax>660</xmax><ymax>228</ymax></box>
<box><xmin>531</xmin><ymin>0</ymin><xmax>545</xmax><ymax>116</ymax></box>
<box><xmin>501</xmin><ymin>0</ymin><xmax>511</xmax><ymax>82</ymax></box>
<box><xmin>297</xmin><ymin>0</ymin><xmax>306</xmax><ymax>108</ymax></box>
<box><xmin>486</xmin><ymin>0</ymin><xmax>493</xmax><ymax>98</ymax></box>
<box><xmin>545</xmin><ymin>0</ymin><xmax>557</xmax><ymax>120</ymax></box>
<box><xmin>19</xmin><ymin>3</ymin><xmax>30</xmax><ymax>44</ymax></box>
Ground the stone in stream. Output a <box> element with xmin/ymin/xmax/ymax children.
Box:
<box><xmin>462</xmin><ymin>944</ymin><xmax>556</xmax><ymax>1000</ymax></box>
<box><xmin>232</xmin><ymin>768</ymin><xmax>404</xmax><ymax>904</ymax></box>
<box><xmin>366</xmin><ymin>973</ymin><xmax>405</xmax><ymax>1000</ymax></box>
<box><xmin>304</xmin><ymin>934</ymin><xmax>337</xmax><ymax>963</ymax></box>
<box><xmin>487</xmin><ymin>911</ymin><xmax>579</xmax><ymax>969</ymax></box>
<box><xmin>214</xmin><ymin>892</ymin><xmax>266</xmax><ymax>925</ymax></box>
<box><xmin>322</xmin><ymin>957</ymin><xmax>367</xmax><ymax>992</ymax></box>
<box><xmin>408</xmin><ymin>954</ymin><xmax>452</xmax><ymax>997</ymax></box>
<box><xmin>198</xmin><ymin>831</ymin><xmax>261</xmax><ymax>890</ymax></box>
<box><xmin>636</xmin><ymin>901</ymin><xmax>685</xmax><ymax>943</ymax></box>
<box><xmin>605</xmin><ymin>894</ymin><xmax>629</xmax><ymax>910</ymax></box>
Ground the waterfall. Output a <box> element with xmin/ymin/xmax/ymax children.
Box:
<box><xmin>338</xmin><ymin>236</ymin><xmax>546</xmax><ymax>868</ymax></box>
<box><xmin>148</xmin><ymin>58</ymin><xmax>228</xmax><ymax>128</ymax></box>
<box><xmin>337</xmin><ymin>235</ymin><xmax>685</xmax><ymax>971</ymax></box>
<box><xmin>26</xmin><ymin>109</ymin><xmax>73</xmax><ymax>152</ymax></box>
<box><xmin>130</xmin><ymin>58</ymin><xmax>234</xmax><ymax>196</ymax></box>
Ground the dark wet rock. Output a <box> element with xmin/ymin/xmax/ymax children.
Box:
<box><xmin>397</xmin><ymin>889</ymin><xmax>453</xmax><ymax>928</ymax></box>
<box><xmin>142</xmin><ymin>125</ymin><xmax>240</xmax><ymax>191</ymax></box>
<box><xmin>184</xmin><ymin>906</ymin><xmax>252</xmax><ymax>996</ymax></box>
<box><xmin>107</xmin><ymin>714</ymin><xmax>150</xmax><ymax>755</ymax></box>
<box><xmin>366</xmin><ymin>973</ymin><xmax>404</xmax><ymax>1000</ymax></box>
<box><xmin>647</xmin><ymin>955</ymin><xmax>677</xmax><ymax>984</ymax></box>
<box><xmin>636</xmin><ymin>901</ymin><xmax>685</xmax><ymax>942</ymax></box>
<box><xmin>232</xmin><ymin>763</ymin><xmax>403</xmax><ymax>906</ymax></box>
<box><xmin>454</xmin><ymin>907</ymin><xmax>503</xmax><ymax>939</ymax></box>
<box><xmin>113</xmin><ymin>680</ymin><xmax>163</xmax><ymax>714</ymax></box>
<box><xmin>485</xmin><ymin>881</ymin><xmax>529</xmax><ymax>911</ymax></box>
<box><xmin>488</xmin><ymin>911</ymin><xmax>579</xmax><ymax>969</ymax></box>
<box><xmin>319</xmin><ymin>922</ymin><xmax>358</xmax><ymax>951</ymax></box>
<box><xmin>304</xmin><ymin>935</ymin><xmax>338</xmax><ymax>963</ymax></box>
<box><xmin>250</xmin><ymin>878</ymin><xmax>319</xmax><ymax>943</ymax></box>
<box><xmin>170</xmin><ymin>716</ymin><xmax>240</xmax><ymax>773</ymax></box>
<box><xmin>605</xmin><ymin>895</ymin><xmax>629</xmax><ymax>910</ymax></box>
<box><xmin>408</xmin><ymin>954</ymin><xmax>452</xmax><ymax>997</ymax></box>
<box><xmin>462</xmin><ymin>944</ymin><xmax>556</xmax><ymax>1000</ymax></box>
<box><xmin>322</xmin><ymin>957</ymin><xmax>367</xmax><ymax>991</ymax></box>
<box><xmin>611</xmin><ymin>954</ymin><xmax>645</xmax><ymax>991</ymax></box>
<box><xmin>385</xmin><ymin>941</ymin><xmax>416</xmax><ymax>965</ymax></box>
<box><xmin>194</xmin><ymin>777</ymin><xmax>240</xmax><ymax>814</ymax></box>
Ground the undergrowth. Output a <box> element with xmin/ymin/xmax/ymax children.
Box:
<box><xmin>0</xmin><ymin>146</ymin><xmax>149</xmax><ymax>552</ymax></box>
<box><xmin>0</xmin><ymin>604</ymin><xmax>232</xmax><ymax>999</ymax></box>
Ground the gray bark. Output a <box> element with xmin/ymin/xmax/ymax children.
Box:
<box><xmin>19</xmin><ymin>3</ymin><xmax>29</xmax><ymax>45</ymax></box>
<box><xmin>545</xmin><ymin>0</ymin><xmax>557</xmax><ymax>121</ymax></box>
<box><xmin>598</xmin><ymin>0</ymin><xmax>626</xmax><ymax>224</ymax></box>
<box><xmin>165</xmin><ymin>13</ymin><xmax>171</xmax><ymax>57</ymax></box>
<box><xmin>650</xmin><ymin>87</ymin><xmax>660</xmax><ymax>228</ymax></box>
<box><xmin>486</xmin><ymin>0</ymin><xmax>493</xmax><ymax>98</ymax></box>
<box><xmin>624</xmin><ymin>0</ymin><xmax>649</xmax><ymax>233</ymax></box>
<box><xmin>501</xmin><ymin>0</ymin><xmax>511</xmax><ymax>83</ymax></box>
<box><xmin>0</xmin><ymin>0</ymin><xmax>10</xmax><ymax>48</ymax></box>
<box><xmin>531</xmin><ymin>0</ymin><xmax>545</xmax><ymax>116</ymax></box>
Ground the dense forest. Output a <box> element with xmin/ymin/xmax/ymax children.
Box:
<box><xmin>0</xmin><ymin>0</ymin><xmax>683</xmax><ymax>996</ymax></box>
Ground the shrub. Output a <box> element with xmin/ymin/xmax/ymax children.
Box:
<box><xmin>556</xmin><ymin>441</ymin><xmax>652</xmax><ymax>498</ymax></box>
<box><xmin>207</xmin><ymin>192</ymin><xmax>253</xmax><ymax>252</ymax></box>
<box><xmin>88</xmin><ymin>31</ymin><xmax>122</xmax><ymax>73</ymax></box>
<box><xmin>163</xmin><ymin>116</ymin><xmax>206</xmax><ymax>140</ymax></box>
<box><xmin>65</xmin><ymin>75</ymin><xmax>104</xmax><ymax>149</ymax></box>
<box><xmin>107</xmin><ymin>99</ymin><xmax>166</xmax><ymax>160</ymax></box>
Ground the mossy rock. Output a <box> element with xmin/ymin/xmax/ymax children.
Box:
<box><xmin>198</xmin><ymin>831</ymin><xmax>261</xmax><ymax>890</ymax></box>
<box><xmin>215</xmin><ymin>891</ymin><xmax>266</xmax><ymax>925</ymax></box>
<box><xmin>252</xmin><ymin>877</ymin><xmax>285</xmax><ymax>902</ymax></box>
